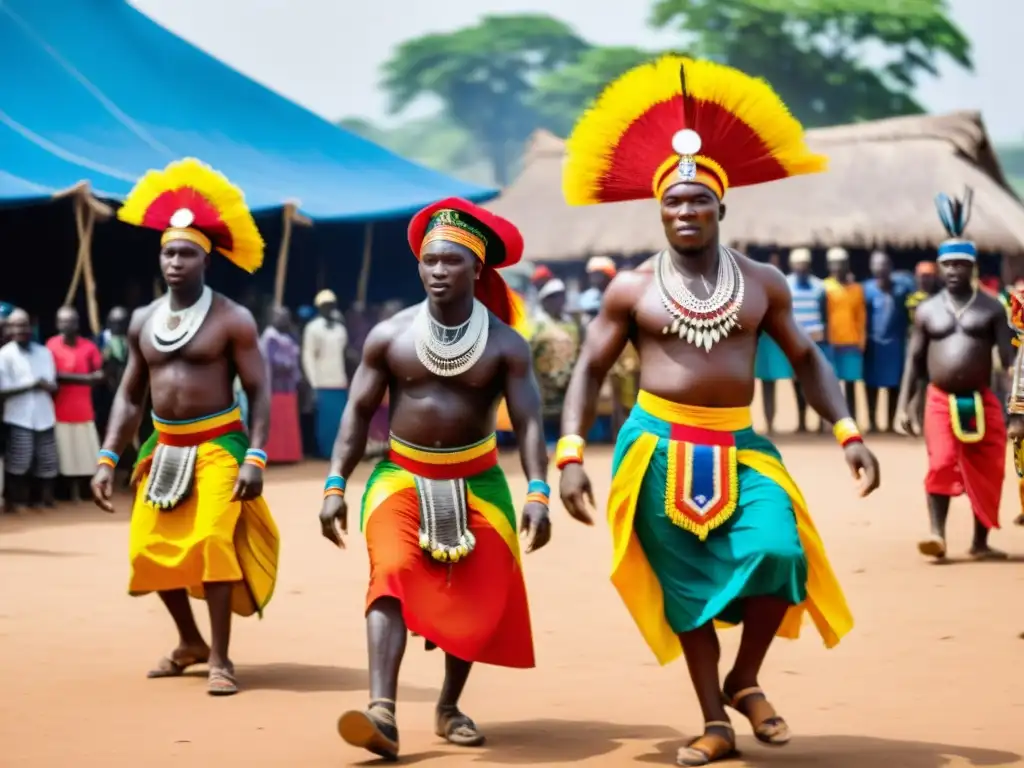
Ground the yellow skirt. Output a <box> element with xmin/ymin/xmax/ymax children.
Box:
<box><xmin>128</xmin><ymin>442</ymin><xmax>279</xmax><ymax>617</ymax></box>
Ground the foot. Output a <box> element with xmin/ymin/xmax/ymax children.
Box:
<box><xmin>146</xmin><ymin>642</ymin><xmax>210</xmax><ymax>679</ymax></box>
<box><xmin>338</xmin><ymin>701</ymin><xmax>400</xmax><ymax>761</ymax></box>
<box><xmin>968</xmin><ymin>545</ymin><xmax>1008</xmax><ymax>561</ymax></box>
<box><xmin>1015</xmin><ymin>513</ymin><xmax>1024</xmax><ymax>527</ymax></box>
<box><xmin>917</xmin><ymin>535</ymin><xmax>947</xmax><ymax>560</ymax></box>
<box><xmin>676</xmin><ymin>722</ymin><xmax>735</xmax><ymax>766</ymax></box>
<box><xmin>435</xmin><ymin>703</ymin><xmax>486</xmax><ymax>747</ymax></box>
<box><xmin>207</xmin><ymin>662</ymin><xmax>238</xmax><ymax>696</ymax></box>
<box><xmin>722</xmin><ymin>679</ymin><xmax>791</xmax><ymax>746</ymax></box>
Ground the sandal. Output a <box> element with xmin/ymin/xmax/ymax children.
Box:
<box><xmin>676</xmin><ymin>721</ymin><xmax>736</xmax><ymax>766</ymax></box>
<box><xmin>724</xmin><ymin>686</ymin><xmax>790</xmax><ymax>745</ymax></box>
<box><xmin>147</xmin><ymin>649</ymin><xmax>209</xmax><ymax>679</ymax></box>
<box><xmin>207</xmin><ymin>664</ymin><xmax>239</xmax><ymax>696</ymax></box>
<box><xmin>435</xmin><ymin>704</ymin><xmax>486</xmax><ymax>747</ymax></box>
<box><xmin>338</xmin><ymin>700</ymin><xmax>400</xmax><ymax>761</ymax></box>
<box><xmin>917</xmin><ymin>535</ymin><xmax>947</xmax><ymax>559</ymax></box>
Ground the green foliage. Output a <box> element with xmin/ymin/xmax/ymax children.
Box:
<box><xmin>381</xmin><ymin>14</ymin><xmax>588</xmax><ymax>185</ymax></box>
<box><xmin>997</xmin><ymin>144</ymin><xmax>1024</xmax><ymax>178</ymax></box>
<box><xmin>649</xmin><ymin>0</ymin><xmax>972</xmax><ymax>127</ymax></box>
<box><xmin>532</xmin><ymin>47</ymin><xmax>667</xmax><ymax>138</ymax></box>
<box><xmin>338</xmin><ymin>114</ymin><xmax>494</xmax><ymax>186</ymax></box>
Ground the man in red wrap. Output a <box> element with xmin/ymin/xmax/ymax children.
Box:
<box><xmin>898</xmin><ymin>188</ymin><xmax>1019</xmax><ymax>560</ymax></box>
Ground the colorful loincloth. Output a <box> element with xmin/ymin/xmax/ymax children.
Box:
<box><xmin>923</xmin><ymin>384</ymin><xmax>1005</xmax><ymax>529</ymax></box>
<box><xmin>128</xmin><ymin>403</ymin><xmax>279</xmax><ymax>617</ymax></box>
<box><xmin>360</xmin><ymin>434</ymin><xmax>534</xmax><ymax>668</ymax></box>
<box><xmin>608</xmin><ymin>390</ymin><xmax>853</xmax><ymax>666</ymax></box>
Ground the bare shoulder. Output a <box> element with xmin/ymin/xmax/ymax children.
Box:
<box><xmin>213</xmin><ymin>293</ymin><xmax>258</xmax><ymax>337</ymax></box>
<box><xmin>362</xmin><ymin>307</ymin><xmax>413</xmax><ymax>363</ymax></box>
<box><xmin>489</xmin><ymin>316</ymin><xmax>531</xmax><ymax>362</ymax></box>
<box><xmin>128</xmin><ymin>299</ymin><xmax>160</xmax><ymax>338</ymax></box>
<box><xmin>976</xmin><ymin>291</ymin><xmax>1005</xmax><ymax>313</ymax></box>
<box><xmin>604</xmin><ymin>269</ymin><xmax>651</xmax><ymax>311</ymax></box>
<box><xmin>733</xmin><ymin>250</ymin><xmax>788</xmax><ymax>299</ymax></box>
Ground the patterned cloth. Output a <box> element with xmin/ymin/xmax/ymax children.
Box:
<box><xmin>5</xmin><ymin>425</ymin><xmax>59</xmax><ymax>478</ymax></box>
<box><xmin>260</xmin><ymin>327</ymin><xmax>302</xmax><ymax>394</ymax></box>
<box><xmin>530</xmin><ymin>311</ymin><xmax>581</xmax><ymax>418</ymax></box>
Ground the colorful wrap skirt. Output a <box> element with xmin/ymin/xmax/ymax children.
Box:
<box><xmin>360</xmin><ymin>434</ymin><xmax>534</xmax><ymax>668</ymax></box>
<box><xmin>608</xmin><ymin>390</ymin><xmax>853</xmax><ymax>665</ymax></box>
<box><xmin>128</xmin><ymin>403</ymin><xmax>280</xmax><ymax>617</ymax></box>
<box><xmin>924</xmin><ymin>385</ymin><xmax>1005</xmax><ymax>529</ymax></box>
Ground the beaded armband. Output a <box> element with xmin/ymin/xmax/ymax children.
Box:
<box><xmin>324</xmin><ymin>474</ymin><xmax>346</xmax><ymax>499</ymax></box>
<box><xmin>97</xmin><ymin>449</ymin><xmax>119</xmax><ymax>469</ymax></box>
<box><xmin>832</xmin><ymin>418</ymin><xmax>863</xmax><ymax>448</ymax></box>
<box><xmin>244</xmin><ymin>449</ymin><xmax>267</xmax><ymax>470</ymax></box>
<box><xmin>1008</xmin><ymin>337</ymin><xmax>1024</xmax><ymax>415</ymax></box>
<box><xmin>525</xmin><ymin>479</ymin><xmax>551</xmax><ymax>506</ymax></box>
<box><xmin>555</xmin><ymin>435</ymin><xmax>585</xmax><ymax>469</ymax></box>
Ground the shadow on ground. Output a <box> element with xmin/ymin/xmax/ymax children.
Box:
<box><xmin>236</xmin><ymin>662</ymin><xmax>439</xmax><ymax>700</ymax></box>
<box><xmin>0</xmin><ymin>547</ymin><xmax>90</xmax><ymax>557</ymax></box>
<box><xmin>466</xmin><ymin>719</ymin><xmax>680</xmax><ymax>764</ymax></box>
<box><xmin>637</xmin><ymin>734</ymin><xmax>1021</xmax><ymax>767</ymax></box>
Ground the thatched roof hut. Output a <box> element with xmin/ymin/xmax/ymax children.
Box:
<box><xmin>488</xmin><ymin>111</ymin><xmax>1024</xmax><ymax>261</ymax></box>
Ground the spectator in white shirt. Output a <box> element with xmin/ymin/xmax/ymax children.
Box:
<box><xmin>0</xmin><ymin>309</ymin><xmax>59</xmax><ymax>510</ymax></box>
<box><xmin>302</xmin><ymin>289</ymin><xmax>349</xmax><ymax>458</ymax></box>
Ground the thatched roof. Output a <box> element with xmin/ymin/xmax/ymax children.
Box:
<box><xmin>488</xmin><ymin>111</ymin><xmax>1024</xmax><ymax>260</ymax></box>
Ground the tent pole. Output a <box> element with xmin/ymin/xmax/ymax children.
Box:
<box><xmin>273</xmin><ymin>203</ymin><xmax>295</xmax><ymax>307</ymax></box>
<box><xmin>356</xmin><ymin>222</ymin><xmax>374</xmax><ymax>304</ymax></box>
<box><xmin>69</xmin><ymin>192</ymin><xmax>101</xmax><ymax>334</ymax></box>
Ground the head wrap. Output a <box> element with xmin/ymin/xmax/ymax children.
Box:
<box><xmin>826</xmin><ymin>247</ymin><xmax>849</xmax><ymax>264</ymax></box>
<box><xmin>915</xmin><ymin>261</ymin><xmax>937</xmax><ymax>276</ymax></box>
<box><xmin>788</xmin><ymin>247</ymin><xmax>811</xmax><ymax>266</ymax></box>
<box><xmin>537</xmin><ymin>278</ymin><xmax>567</xmax><ymax>301</ymax></box>
<box><xmin>562</xmin><ymin>56</ymin><xmax>826</xmax><ymax>205</ymax></box>
<box><xmin>408</xmin><ymin>197</ymin><xmax>527</xmax><ymax>334</ymax></box>
<box><xmin>935</xmin><ymin>187</ymin><xmax>975</xmax><ymax>262</ymax></box>
<box><xmin>314</xmin><ymin>289</ymin><xmax>337</xmax><ymax>307</ymax></box>
<box><xmin>586</xmin><ymin>256</ymin><xmax>617</xmax><ymax>277</ymax></box>
<box><xmin>117</xmin><ymin>158</ymin><xmax>264</xmax><ymax>273</ymax></box>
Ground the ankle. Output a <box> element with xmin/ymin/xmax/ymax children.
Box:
<box><xmin>723</xmin><ymin>670</ymin><xmax>758</xmax><ymax>695</ymax></box>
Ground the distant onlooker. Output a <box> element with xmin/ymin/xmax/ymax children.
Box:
<box><xmin>302</xmin><ymin>290</ymin><xmax>349</xmax><ymax>458</ymax></box>
<box><xmin>46</xmin><ymin>306</ymin><xmax>103</xmax><ymax>501</ymax></box>
<box><xmin>824</xmin><ymin>247</ymin><xmax>865</xmax><ymax>423</ymax></box>
<box><xmin>0</xmin><ymin>309</ymin><xmax>59</xmax><ymax>510</ymax></box>
<box><xmin>261</xmin><ymin>306</ymin><xmax>303</xmax><ymax>464</ymax></box>
<box><xmin>863</xmin><ymin>251</ymin><xmax>911</xmax><ymax>433</ymax></box>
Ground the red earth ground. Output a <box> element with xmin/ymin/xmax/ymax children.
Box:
<box><xmin>2</xmin><ymin>389</ymin><xmax>1024</xmax><ymax>767</ymax></box>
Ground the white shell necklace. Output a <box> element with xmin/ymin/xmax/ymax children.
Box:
<box><xmin>413</xmin><ymin>299</ymin><xmax>489</xmax><ymax>377</ymax></box>
<box><xmin>150</xmin><ymin>285</ymin><xmax>213</xmax><ymax>353</ymax></box>
<box><xmin>656</xmin><ymin>246</ymin><xmax>744</xmax><ymax>352</ymax></box>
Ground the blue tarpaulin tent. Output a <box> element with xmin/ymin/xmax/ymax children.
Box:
<box><xmin>1</xmin><ymin>0</ymin><xmax>501</xmax><ymax>329</ymax></box>
<box><xmin>0</xmin><ymin>0</ymin><xmax>495</xmax><ymax>217</ymax></box>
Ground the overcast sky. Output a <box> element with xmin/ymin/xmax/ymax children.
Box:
<box><xmin>131</xmin><ymin>0</ymin><xmax>1021</xmax><ymax>142</ymax></box>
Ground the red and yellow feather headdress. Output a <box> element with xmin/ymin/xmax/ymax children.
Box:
<box><xmin>118</xmin><ymin>158</ymin><xmax>265</xmax><ymax>273</ymax></box>
<box><xmin>563</xmin><ymin>56</ymin><xmax>827</xmax><ymax>204</ymax></box>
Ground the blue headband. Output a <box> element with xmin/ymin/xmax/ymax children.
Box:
<box><xmin>937</xmin><ymin>239</ymin><xmax>976</xmax><ymax>262</ymax></box>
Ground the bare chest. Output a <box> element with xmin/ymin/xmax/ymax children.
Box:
<box><xmin>924</xmin><ymin>301</ymin><xmax>995</xmax><ymax>342</ymax></box>
<box><xmin>386</xmin><ymin>333</ymin><xmax>504</xmax><ymax>393</ymax></box>
<box><xmin>140</xmin><ymin>317</ymin><xmax>229</xmax><ymax>368</ymax></box>
<box><xmin>633</xmin><ymin>279</ymin><xmax>767</xmax><ymax>347</ymax></box>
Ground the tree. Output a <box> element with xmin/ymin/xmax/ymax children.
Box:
<box><xmin>649</xmin><ymin>0</ymin><xmax>972</xmax><ymax>127</ymax></box>
<box><xmin>381</xmin><ymin>14</ymin><xmax>589</xmax><ymax>185</ymax></box>
<box><xmin>532</xmin><ymin>47</ymin><xmax>668</xmax><ymax>138</ymax></box>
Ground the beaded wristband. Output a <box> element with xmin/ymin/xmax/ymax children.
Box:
<box><xmin>832</xmin><ymin>417</ymin><xmax>863</xmax><ymax>448</ymax></box>
<box><xmin>97</xmin><ymin>449</ymin><xmax>119</xmax><ymax>469</ymax></box>
<box><xmin>525</xmin><ymin>492</ymin><xmax>550</xmax><ymax>506</ymax></box>
<box><xmin>244</xmin><ymin>449</ymin><xmax>267</xmax><ymax>470</ymax></box>
<box><xmin>324</xmin><ymin>474</ymin><xmax>346</xmax><ymax>499</ymax></box>
<box><xmin>527</xmin><ymin>479</ymin><xmax>551</xmax><ymax>496</ymax></box>
<box><xmin>555</xmin><ymin>435</ymin><xmax>585</xmax><ymax>469</ymax></box>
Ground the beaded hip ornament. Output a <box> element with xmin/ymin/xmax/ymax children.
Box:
<box><xmin>656</xmin><ymin>247</ymin><xmax>744</xmax><ymax>352</ymax></box>
<box><xmin>413</xmin><ymin>299</ymin><xmax>489</xmax><ymax>377</ymax></box>
<box><xmin>150</xmin><ymin>285</ymin><xmax>213</xmax><ymax>353</ymax></box>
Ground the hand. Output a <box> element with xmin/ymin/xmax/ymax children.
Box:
<box><xmin>519</xmin><ymin>501</ymin><xmax>552</xmax><ymax>554</ymax></box>
<box><xmin>844</xmin><ymin>441</ymin><xmax>880</xmax><ymax>497</ymax></box>
<box><xmin>559</xmin><ymin>463</ymin><xmax>595</xmax><ymax>525</ymax></box>
<box><xmin>319</xmin><ymin>494</ymin><xmax>347</xmax><ymax>548</ymax></box>
<box><xmin>1008</xmin><ymin>414</ymin><xmax>1024</xmax><ymax>442</ymax></box>
<box><xmin>897</xmin><ymin>409</ymin><xmax>917</xmax><ymax>437</ymax></box>
<box><xmin>35</xmin><ymin>378</ymin><xmax>57</xmax><ymax>394</ymax></box>
<box><xmin>231</xmin><ymin>462</ymin><xmax>264</xmax><ymax>502</ymax></box>
<box><xmin>90</xmin><ymin>464</ymin><xmax>116</xmax><ymax>513</ymax></box>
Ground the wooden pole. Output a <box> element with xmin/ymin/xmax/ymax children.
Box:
<box><xmin>355</xmin><ymin>222</ymin><xmax>374</xmax><ymax>304</ymax></box>
<box><xmin>69</xmin><ymin>192</ymin><xmax>101</xmax><ymax>334</ymax></box>
<box><xmin>272</xmin><ymin>202</ymin><xmax>312</xmax><ymax>307</ymax></box>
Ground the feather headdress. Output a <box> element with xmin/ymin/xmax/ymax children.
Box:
<box><xmin>934</xmin><ymin>187</ymin><xmax>975</xmax><ymax>262</ymax></box>
<box><xmin>563</xmin><ymin>56</ymin><xmax>827</xmax><ymax>204</ymax></box>
<box><xmin>118</xmin><ymin>158</ymin><xmax>264</xmax><ymax>273</ymax></box>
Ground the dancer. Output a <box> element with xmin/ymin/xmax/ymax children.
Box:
<box><xmin>319</xmin><ymin>198</ymin><xmax>550</xmax><ymax>761</ymax></box>
<box><xmin>898</xmin><ymin>188</ymin><xmax>1018</xmax><ymax>560</ymax></box>
<box><xmin>556</xmin><ymin>56</ymin><xmax>879</xmax><ymax>766</ymax></box>
<box><xmin>90</xmin><ymin>158</ymin><xmax>279</xmax><ymax>695</ymax></box>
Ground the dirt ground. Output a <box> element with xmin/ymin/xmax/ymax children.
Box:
<box><xmin>3</xmin><ymin>386</ymin><xmax>1024</xmax><ymax>767</ymax></box>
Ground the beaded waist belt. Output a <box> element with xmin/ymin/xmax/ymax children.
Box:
<box><xmin>387</xmin><ymin>433</ymin><xmax>498</xmax><ymax>480</ymax></box>
<box><xmin>388</xmin><ymin>433</ymin><xmax>498</xmax><ymax>564</ymax></box>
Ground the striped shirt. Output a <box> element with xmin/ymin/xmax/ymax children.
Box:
<box><xmin>787</xmin><ymin>274</ymin><xmax>826</xmax><ymax>341</ymax></box>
